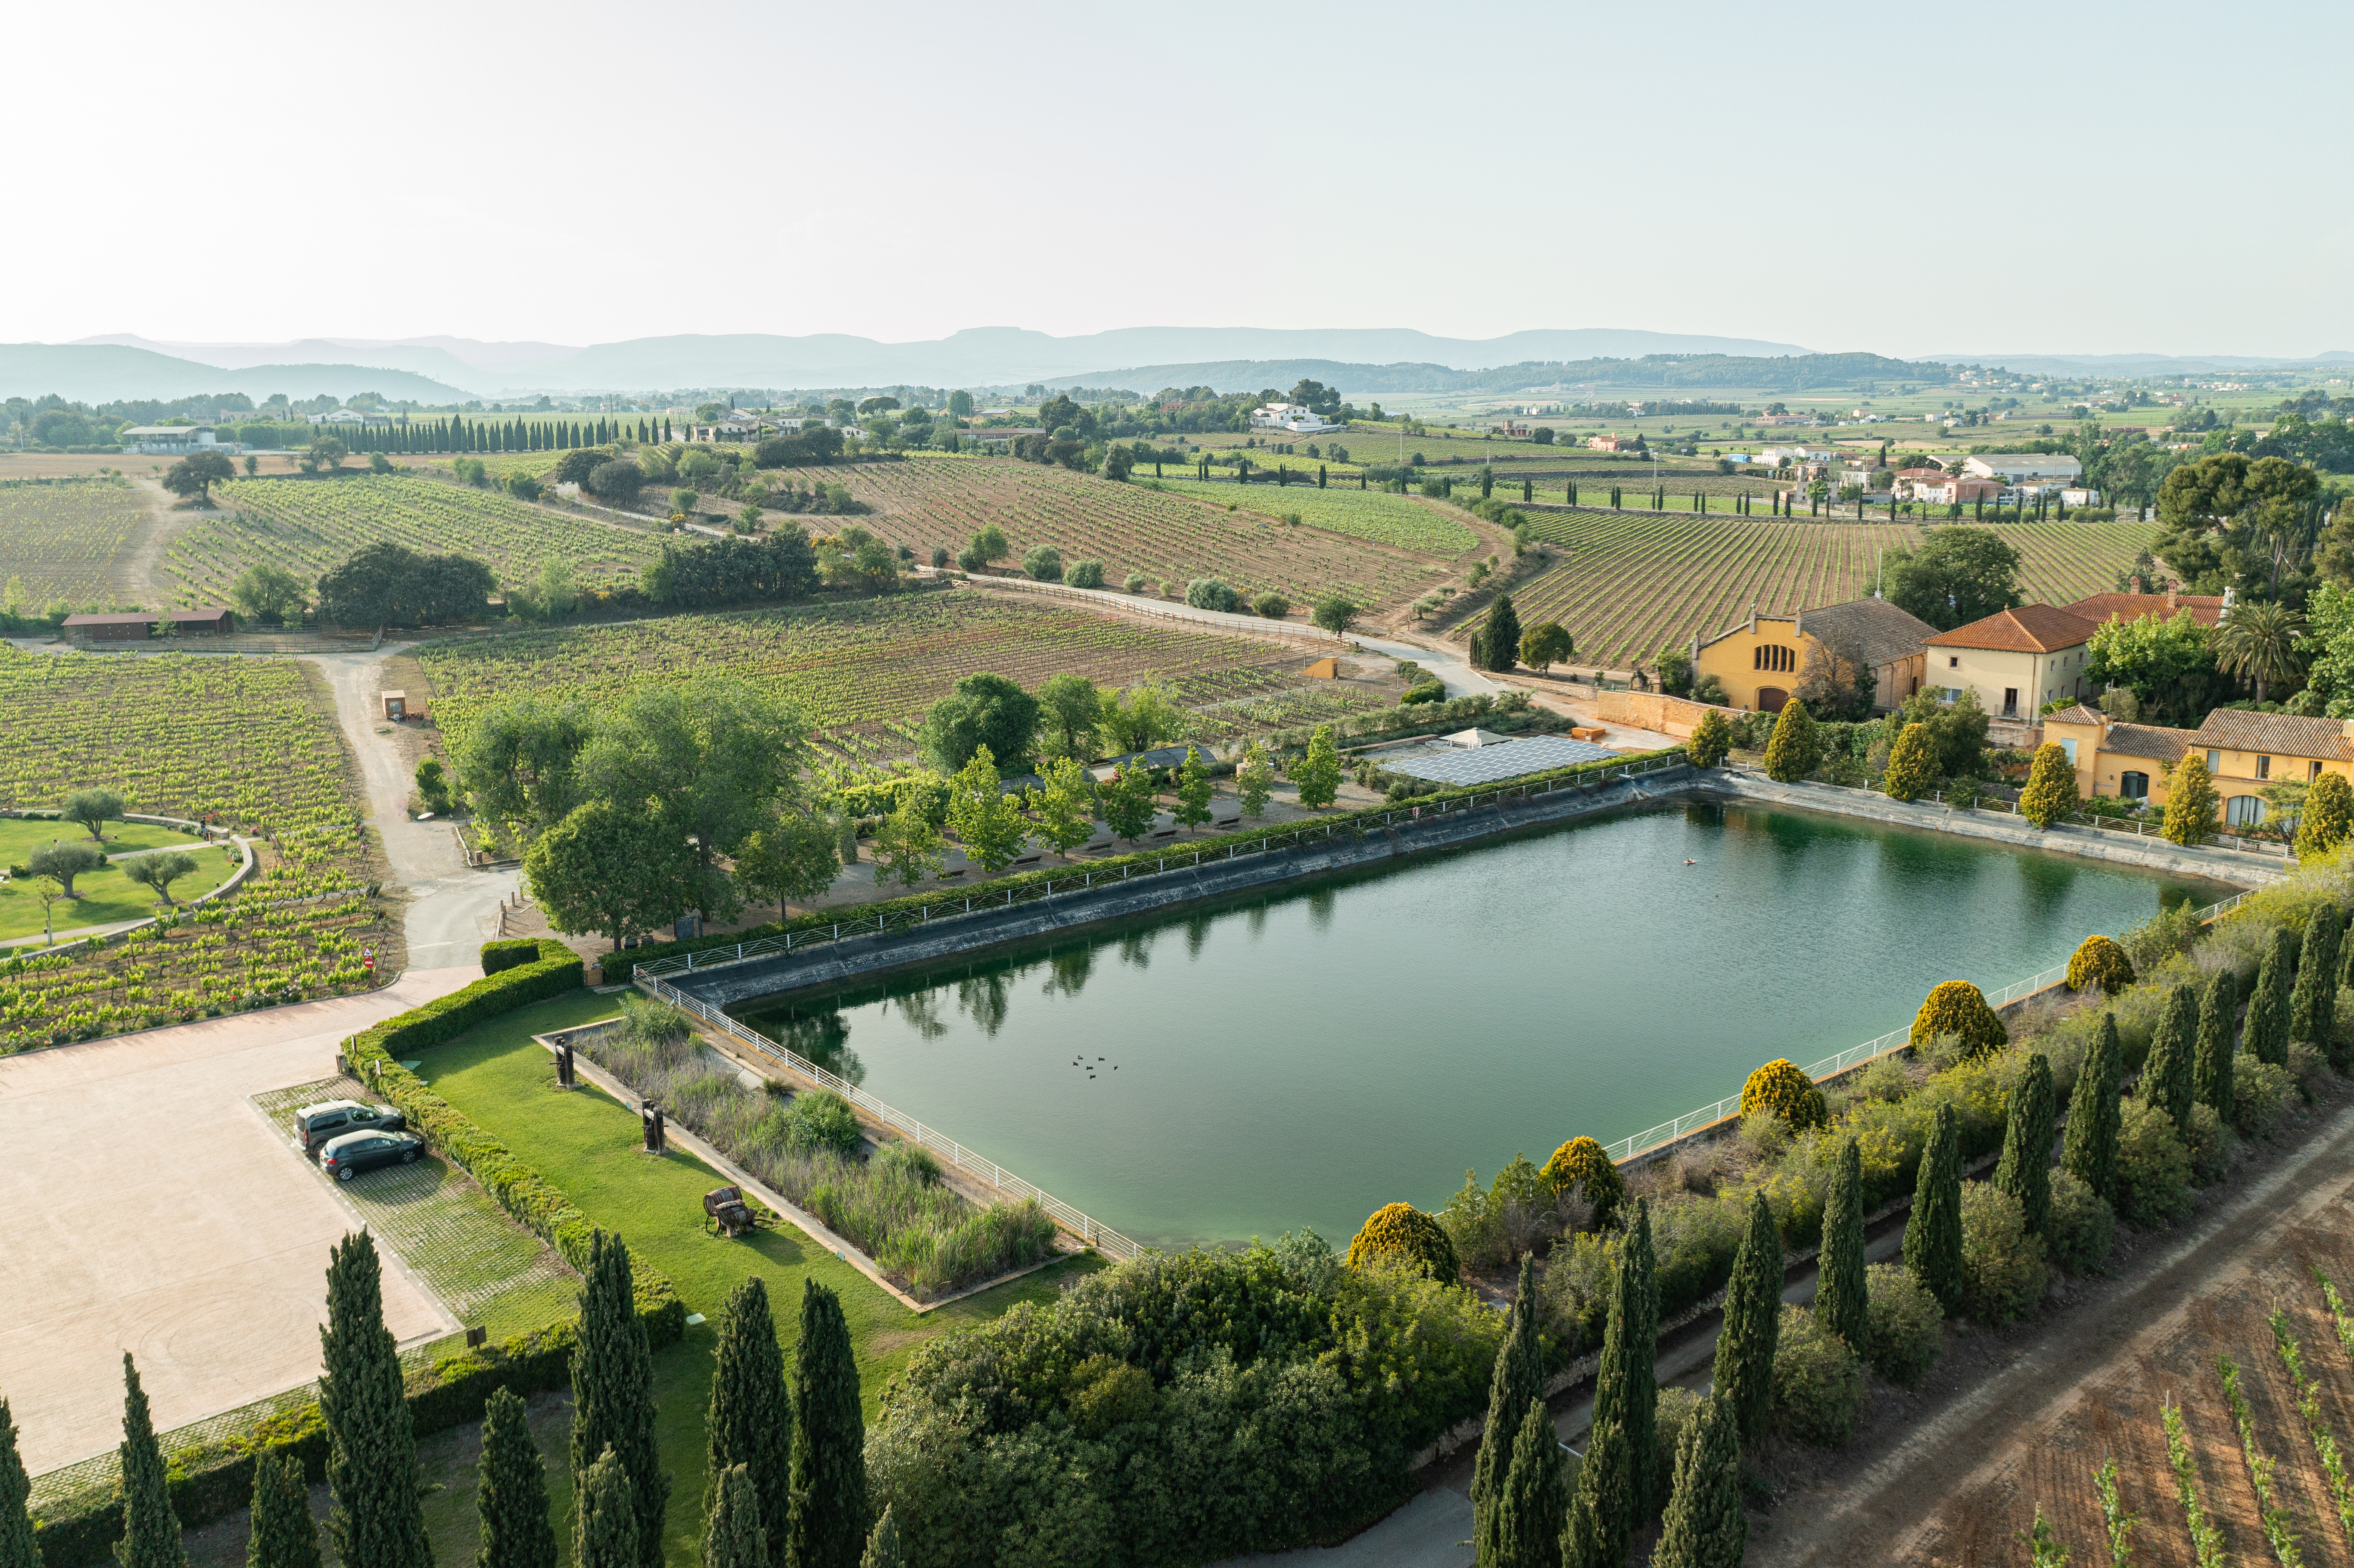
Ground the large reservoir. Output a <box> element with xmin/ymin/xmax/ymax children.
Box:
<box><xmin>737</xmin><ymin>801</ymin><xmax>2234</xmax><ymax>1248</ymax></box>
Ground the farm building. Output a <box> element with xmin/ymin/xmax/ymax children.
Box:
<box><xmin>1962</xmin><ymin>454</ymin><xmax>2084</xmax><ymax>483</ymax></box>
<box><xmin>1921</xmin><ymin>604</ymin><xmax>2096</xmax><ymax>724</ymax></box>
<box><xmin>2044</xmin><ymin>706</ymin><xmax>2354</xmax><ymax>825</ymax></box>
<box><xmin>1586</xmin><ymin>434</ymin><xmax>1642</xmax><ymax>452</ymax></box>
<box><xmin>2061</xmin><ymin>589</ymin><xmax>2228</xmax><ymax>629</ymax></box>
<box><xmin>62</xmin><ymin>612</ymin><xmax>156</xmax><ymax>642</ymax></box>
<box><xmin>119</xmin><ymin>425</ymin><xmax>230</xmax><ymax>455</ymax></box>
<box><xmin>1690</xmin><ymin>597</ymin><xmax>1937</xmax><ymax>714</ymax></box>
<box><xmin>169</xmin><ymin>607</ymin><xmax>236</xmax><ymax>635</ymax></box>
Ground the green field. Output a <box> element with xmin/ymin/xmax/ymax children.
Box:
<box><xmin>1142</xmin><ymin>476</ymin><xmax>1481</xmax><ymax>554</ymax></box>
<box><xmin>1486</xmin><ymin>512</ymin><xmax>2158</xmax><ymax>669</ymax></box>
<box><xmin>0</xmin><ymin>840</ymin><xmax>240</xmax><ymax>941</ymax></box>
<box><xmin>415</xmin><ymin>591</ymin><xmax>1386</xmax><ymax>767</ymax></box>
<box><xmin>0</xmin><ymin>478</ymin><xmax>148</xmax><ymax>604</ymax></box>
<box><xmin>165</xmin><ymin>475</ymin><xmax>666</xmax><ymax>604</ymax></box>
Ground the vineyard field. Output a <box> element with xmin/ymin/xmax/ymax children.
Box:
<box><xmin>1141</xmin><ymin>477</ymin><xmax>1480</xmax><ymax>555</ymax></box>
<box><xmin>165</xmin><ymin>475</ymin><xmax>667</xmax><ymax>603</ymax></box>
<box><xmin>0</xmin><ymin>478</ymin><xmax>149</xmax><ymax>603</ymax></box>
<box><xmin>1482</xmin><ymin>511</ymin><xmax>2157</xmax><ymax>668</ymax></box>
<box><xmin>791</xmin><ymin>457</ymin><xmax>1449</xmax><ymax>610</ymax></box>
<box><xmin>414</xmin><ymin>591</ymin><xmax>1387</xmax><ymax>767</ymax></box>
<box><xmin>0</xmin><ymin>648</ymin><xmax>389</xmax><ymax>1051</ymax></box>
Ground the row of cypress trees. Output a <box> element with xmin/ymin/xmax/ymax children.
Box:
<box><xmin>0</xmin><ymin>1233</ymin><xmax>886</xmax><ymax>1568</ymax></box>
<box><xmin>324</xmin><ymin>416</ymin><xmax>674</xmax><ymax>456</ymax></box>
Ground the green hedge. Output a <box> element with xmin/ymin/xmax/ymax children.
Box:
<box><xmin>480</xmin><ymin>937</ymin><xmax>545</xmax><ymax>975</ymax></box>
<box><xmin>31</xmin><ymin>939</ymin><xmax>683</xmax><ymax>1568</ymax></box>
<box><xmin>619</xmin><ymin>746</ymin><xmax>1682</xmax><ymax>974</ymax></box>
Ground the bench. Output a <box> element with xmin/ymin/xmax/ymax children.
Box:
<box><xmin>1149</xmin><ymin>827</ymin><xmax>1178</xmax><ymax>839</ymax></box>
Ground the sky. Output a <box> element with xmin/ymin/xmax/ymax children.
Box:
<box><xmin>8</xmin><ymin>0</ymin><xmax>2348</xmax><ymax>361</ymax></box>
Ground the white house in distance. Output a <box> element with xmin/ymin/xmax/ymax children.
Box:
<box><xmin>1249</xmin><ymin>402</ymin><xmax>1342</xmax><ymax>434</ymax></box>
<box><xmin>119</xmin><ymin>424</ymin><xmax>235</xmax><ymax>455</ymax></box>
<box><xmin>1963</xmin><ymin>453</ymin><xmax>2084</xmax><ymax>483</ymax></box>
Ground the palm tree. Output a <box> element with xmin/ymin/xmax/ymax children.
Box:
<box><xmin>2212</xmin><ymin>599</ymin><xmax>2305</xmax><ymax>704</ymax></box>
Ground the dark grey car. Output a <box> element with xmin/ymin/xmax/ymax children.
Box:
<box><xmin>294</xmin><ymin>1098</ymin><xmax>406</xmax><ymax>1157</ymax></box>
<box><xmin>319</xmin><ymin>1127</ymin><xmax>426</xmax><ymax>1181</ymax></box>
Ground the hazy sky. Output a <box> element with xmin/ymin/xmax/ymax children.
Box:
<box><xmin>9</xmin><ymin>1</ymin><xmax>2345</xmax><ymax>360</ymax></box>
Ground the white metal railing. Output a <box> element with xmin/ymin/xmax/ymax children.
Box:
<box><xmin>637</xmin><ymin>752</ymin><xmax>1690</xmax><ymax>983</ymax></box>
<box><xmin>1597</xmin><ymin>888</ymin><xmax>2251</xmax><ymax>1163</ymax></box>
<box><xmin>635</xmin><ymin>973</ymin><xmax>1146</xmax><ymax>1261</ymax></box>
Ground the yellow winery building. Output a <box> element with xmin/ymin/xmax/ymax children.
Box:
<box><xmin>2042</xmin><ymin>706</ymin><xmax>2354</xmax><ymax>829</ymax></box>
<box><xmin>1689</xmin><ymin>597</ymin><xmax>1937</xmax><ymax>713</ymax></box>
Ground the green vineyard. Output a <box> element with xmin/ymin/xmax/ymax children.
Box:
<box><xmin>0</xmin><ymin>478</ymin><xmax>148</xmax><ymax>604</ymax></box>
<box><xmin>166</xmin><ymin>475</ymin><xmax>668</xmax><ymax>603</ymax></box>
<box><xmin>1141</xmin><ymin>477</ymin><xmax>1482</xmax><ymax>556</ymax></box>
<box><xmin>1490</xmin><ymin>511</ymin><xmax>2158</xmax><ymax>667</ymax></box>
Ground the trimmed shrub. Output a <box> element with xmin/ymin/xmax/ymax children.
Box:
<box><xmin>1184</xmin><ymin>577</ymin><xmax>1239</xmax><ymax>613</ymax></box>
<box><xmin>1861</xmin><ymin>1263</ymin><xmax>1942</xmax><ymax>1386</ymax></box>
<box><xmin>2019</xmin><ymin>742</ymin><xmax>2079</xmax><ymax>828</ymax></box>
<box><xmin>2179</xmin><ymin>1100</ymin><xmax>2234</xmax><ymax>1185</ymax></box>
<box><xmin>2066</xmin><ymin>934</ymin><xmax>2136</xmax><ymax>996</ymax></box>
<box><xmin>1540</xmin><ymin>1136</ymin><xmax>1626</xmax><ymax>1230</ymax></box>
<box><xmin>2043</xmin><ymin>1168</ymin><xmax>2115</xmax><ymax>1274</ymax></box>
<box><xmin>2111</xmin><ymin>1098</ymin><xmax>2194</xmax><ymax>1228</ymax></box>
<box><xmin>2233</xmin><ymin>1052</ymin><xmax>2296</xmax><ymax>1139</ymax></box>
<box><xmin>1065</xmin><ymin>558</ymin><xmax>1105</xmax><ymax>590</ymax></box>
<box><xmin>1345</xmin><ymin>1202</ymin><xmax>1460</xmax><ymax>1282</ymax></box>
<box><xmin>1958</xmin><ymin>1182</ymin><xmax>2047</xmax><ymax>1325</ymax></box>
<box><xmin>1771</xmin><ymin>1304</ymin><xmax>1866</xmax><ymax>1446</ymax></box>
<box><xmin>1252</xmin><ymin>591</ymin><xmax>1292</xmax><ymax>619</ymax></box>
<box><xmin>1740</xmin><ymin>1058</ymin><xmax>1828</xmax><ymax>1130</ymax></box>
<box><xmin>1763</xmin><ymin>699</ymin><xmax>1821</xmax><ymax>783</ymax></box>
<box><xmin>1910</xmin><ymin>980</ymin><xmax>2007</xmax><ymax>1057</ymax></box>
<box><xmin>480</xmin><ymin>938</ymin><xmax>544</xmax><ymax>976</ymax></box>
<box><xmin>1020</xmin><ymin>544</ymin><xmax>1064</xmax><ymax>582</ymax></box>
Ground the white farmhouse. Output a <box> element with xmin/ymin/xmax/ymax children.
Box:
<box><xmin>1963</xmin><ymin>453</ymin><xmax>2084</xmax><ymax>483</ymax></box>
<box><xmin>1249</xmin><ymin>402</ymin><xmax>1342</xmax><ymax>434</ymax></box>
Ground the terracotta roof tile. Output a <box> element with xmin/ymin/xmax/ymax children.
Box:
<box><xmin>2064</xmin><ymin>592</ymin><xmax>2229</xmax><ymax>630</ymax></box>
<box><xmin>1921</xmin><ymin>604</ymin><xmax>2097</xmax><ymax>653</ymax></box>
<box><xmin>2190</xmin><ymin>709</ymin><xmax>2354</xmax><ymax>762</ymax></box>
<box><xmin>2043</xmin><ymin>704</ymin><xmax>2108</xmax><ymax>726</ymax></box>
<box><xmin>1794</xmin><ymin>597</ymin><xmax>1939</xmax><ymax>669</ymax></box>
<box><xmin>2103</xmin><ymin>722</ymin><xmax>2194</xmax><ymax>764</ymax></box>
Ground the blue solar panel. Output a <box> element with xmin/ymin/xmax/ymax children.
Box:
<box><xmin>1382</xmin><ymin>735</ymin><xmax>1620</xmax><ymax>787</ymax></box>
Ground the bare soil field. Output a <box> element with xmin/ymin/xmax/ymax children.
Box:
<box><xmin>1750</xmin><ymin>1078</ymin><xmax>2354</xmax><ymax>1568</ymax></box>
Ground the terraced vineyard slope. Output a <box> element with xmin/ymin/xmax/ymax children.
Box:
<box><xmin>165</xmin><ymin>474</ymin><xmax>666</xmax><ymax>604</ymax></box>
<box><xmin>1142</xmin><ymin>477</ymin><xmax>1481</xmax><ymax>555</ymax></box>
<box><xmin>792</xmin><ymin>457</ymin><xmax>1451</xmax><ymax>610</ymax></box>
<box><xmin>1486</xmin><ymin>511</ymin><xmax>2158</xmax><ymax>668</ymax></box>
<box><xmin>0</xmin><ymin>477</ymin><xmax>150</xmax><ymax>604</ymax></box>
<box><xmin>416</xmin><ymin>591</ymin><xmax>1386</xmax><ymax>767</ymax></box>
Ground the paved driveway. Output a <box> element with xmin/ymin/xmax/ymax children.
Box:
<box><xmin>0</xmin><ymin>966</ymin><xmax>480</xmax><ymax>1474</ymax></box>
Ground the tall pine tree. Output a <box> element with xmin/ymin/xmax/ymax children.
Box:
<box><xmin>115</xmin><ymin>1355</ymin><xmax>186</xmax><ymax>1568</ymax></box>
<box><xmin>2293</xmin><ymin>904</ymin><xmax>2342</xmax><ymax>1052</ymax></box>
<box><xmin>475</xmin><ymin>1388</ymin><xmax>554</xmax><ymax>1568</ymax></box>
<box><xmin>703</xmin><ymin>1467</ymin><xmax>765</xmax><ymax>1568</ymax></box>
<box><xmin>2245</xmin><ymin>927</ymin><xmax>2294</xmax><ymax>1066</ymax></box>
<box><xmin>1493</xmin><ymin>1398</ymin><xmax>1566</xmax><ymax>1568</ymax></box>
<box><xmin>1589</xmin><ymin>1201</ymin><xmax>1659</xmax><ymax>1521</ymax></box>
<box><xmin>1561</xmin><ymin>1410</ymin><xmax>1632</xmax><ymax>1568</ymax></box>
<box><xmin>319</xmin><ymin>1234</ymin><xmax>428</xmax><ymax>1568</ymax></box>
<box><xmin>1815</xmin><ymin>1136</ymin><xmax>1868</xmax><ymax>1353</ymax></box>
<box><xmin>571</xmin><ymin>1232</ymin><xmax>666</xmax><ymax>1568</ymax></box>
<box><xmin>706</xmin><ymin>1278</ymin><xmax>791</xmax><ymax>1568</ymax></box>
<box><xmin>246</xmin><ymin>1448</ymin><xmax>320</xmax><ymax>1568</ymax></box>
<box><xmin>2063</xmin><ymin>1013</ymin><xmax>2124</xmax><ymax>1202</ymax></box>
<box><xmin>1904</xmin><ymin>1102</ymin><xmax>1964</xmax><ymax>1314</ymax></box>
<box><xmin>572</xmin><ymin>1449</ymin><xmax>635</xmax><ymax>1568</ymax></box>
<box><xmin>1</xmin><ymin>1397</ymin><xmax>41</xmax><ymax>1568</ymax></box>
<box><xmin>1650</xmin><ymin>1393</ymin><xmax>1746</xmax><ymax>1568</ymax></box>
<box><xmin>786</xmin><ymin>1280</ymin><xmax>867</xmax><ymax>1568</ymax></box>
<box><xmin>2195</xmin><ymin>968</ymin><xmax>2237</xmax><ymax>1123</ymax></box>
<box><xmin>1993</xmin><ymin>1052</ymin><xmax>2057</xmax><ymax>1238</ymax></box>
<box><xmin>1709</xmin><ymin>1192</ymin><xmax>1781</xmax><ymax>1444</ymax></box>
<box><xmin>2141</xmin><ymin>986</ymin><xmax>2198</xmax><ymax>1131</ymax></box>
<box><xmin>858</xmin><ymin>1508</ymin><xmax>901</xmax><ymax>1568</ymax></box>
<box><xmin>1473</xmin><ymin>1257</ymin><xmax>1547</xmax><ymax>1568</ymax></box>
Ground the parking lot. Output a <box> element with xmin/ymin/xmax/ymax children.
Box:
<box><xmin>0</xmin><ymin>968</ymin><xmax>478</xmax><ymax>1475</ymax></box>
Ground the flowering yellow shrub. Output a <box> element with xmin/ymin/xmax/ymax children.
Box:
<box><xmin>1910</xmin><ymin>980</ymin><xmax>2009</xmax><ymax>1058</ymax></box>
<box><xmin>1344</xmin><ymin>1202</ymin><xmax>1460</xmax><ymax>1282</ymax></box>
<box><xmin>2065</xmin><ymin>934</ymin><xmax>2135</xmax><ymax>996</ymax></box>
<box><xmin>1741</xmin><ymin>1058</ymin><xmax>1828</xmax><ymax>1129</ymax></box>
<box><xmin>1540</xmin><ymin>1136</ymin><xmax>1628</xmax><ymax>1228</ymax></box>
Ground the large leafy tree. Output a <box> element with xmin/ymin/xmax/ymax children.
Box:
<box><xmin>28</xmin><ymin>840</ymin><xmax>103</xmax><ymax>899</ymax></box>
<box><xmin>2211</xmin><ymin>599</ymin><xmax>2306</xmax><ymax>704</ymax></box>
<box><xmin>2156</xmin><ymin>451</ymin><xmax>2324</xmax><ymax>598</ymax></box>
<box><xmin>320</xmin><ymin>1233</ymin><xmax>430</xmax><ymax>1568</ymax></box>
<box><xmin>918</xmin><ymin>672</ymin><xmax>1040</xmax><ymax>775</ymax></box>
<box><xmin>1882</xmin><ymin>527</ymin><xmax>2024</xmax><ymax>631</ymax></box>
<box><xmin>526</xmin><ymin>799</ymin><xmax>695</xmax><ymax>951</ymax></box>
<box><xmin>945</xmin><ymin>745</ymin><xmax>1031</xmax><ymax>873</ymax></box>
<box><xmin>732</xmin><ymin>811</ymin><xmax>840</xmax><ymax>924</ymax></box>
<box><xmin>1033</xmin><ymin>673</ymin><xmax>1103</xmax><ymax>762</ymax></box>
<box><xmin>162</xmin><ymin>449</ymin><xmax>236</xmax><ymax>504</ymax></box>
<box><xmin>62</xmin><ymin>786</ymin><xmax>125</xmax><ymax>843</ymax></box>
<box><xmin>1025</xmin><ymin>756</ymin><xmax>1097</xmax><ymax>855</ymax></box>
<box><xmin>314</xmin><ymin>540</ymin><xmax>495</xmax><ymax>628</ymax></box>
<box><xmin>228</xmin><ymin>562</ymin><xmax>308</xmax><ymax>625</ymax></box>
<box><xmin>449</xmin><ymin>694</ymin><xmax>596</xmax><ymax>836</ymax></box>
<box><xmin>2083</xmin><ymin>608</ymin><xmax>2225</xmax><ymax>725</ymax></box>
<box><xmin>1292</xmin><ymin>725</ymin><xmax>1342</xmax><ymax>810</ymax></box>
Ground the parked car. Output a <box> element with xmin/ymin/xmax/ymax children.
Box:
<box><xmin>293</xmin><ymin>1098</ymin><xmax>405</xmax><ymax>1157</ymax></box>
<box><xmin>318</xmin><ymin>1127</ymin><xmax>426</xmax><ymax>1181</ymax></box>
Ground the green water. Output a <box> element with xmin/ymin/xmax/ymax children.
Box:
<box><xmin>735</xmin><ymin>801</ymin><xmax>2233</xmax><ymax>1249</ymax></box>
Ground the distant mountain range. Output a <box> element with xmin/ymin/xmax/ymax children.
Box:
<box><xmin>0</xmin><ymin>343</ymin><xmax>473</xmax><ymax>405</ymax></box>
<box><xmin>1046</xmin><ymin>352</ymin><xmax>1948</xmax><ymax>396</ymax></box>
<box><xmin>1929</xmin><ymin>351</ymin><xmax>2354</xmax><ymax>377</ymax></box>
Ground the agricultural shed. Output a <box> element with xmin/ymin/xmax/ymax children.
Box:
<box><xmin>168</xmin><ymin>607</ymin><xmax>235</xmax><ymax>635</ymax></box>
<box><xmin>1384</xmin><ymin>734</ymin><xmax>1617</xmax><ymax>787</ymax></box>
<box><xmin>62</xmin><ymin>612</ymin><xmax>153</xmax><ymax>642</ymax></box>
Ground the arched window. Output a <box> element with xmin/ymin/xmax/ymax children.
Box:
<box><xmin>2226</xmin><ymin>795</ymin><xmax>2266</xmax><ymax>827</ymax></box>
<box><xmin>1751</xmin><ymin>644</ymin><xmax>1794</xmax><ymax>672</ymax></box>
<box><xmin>2119</xmin><ymin>771</ymin><xmax>2148</xmax><ymax>800</ymax></box>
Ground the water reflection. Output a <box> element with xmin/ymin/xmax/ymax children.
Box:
<box><xmin>769</xmin><ymin>1010</ymin><xmax>865</xmax><ymax>1084</ymax></box>
<box><xmin>891</xmin><ymin>989</ymin><xmax>950</xmax><ymax>1040</ymax></box>
<box><xmin>956</xmin><ymin>973</ymin><xmax>1012</xmax><ymax>1036</ymax></box>
<box><xmin>1042</xmin><ymin>947</ymin><xmax>1093</xmax><ymax>999</ymax></box>
<box><xmin>1119</xmin><ymin>932</ymin><xmax>1152</xmax><ymax>970</ymax></box>
<box><xmin>1184</xmin><ymin>913</ymin><xmax>1212</xmax><ymax>959</ymax></box>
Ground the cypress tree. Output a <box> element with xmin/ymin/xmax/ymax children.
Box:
<box><xmin>706</xmin><ymin>1278</ymin><xmax>791</xmax><ymax>1568</ymax></box>
<box><xmin>1494</xmin><ymin>1398</ymin><xmax>1567</xmax><ymax>1568</ymax></box>
<box><xmin>2064</xmin><ymin>1012</ymin><xmax>2125</xmax><ymax>1202</ymax></box>
<box><xmin>319</xmin><ymin>1233</ymin><xmax>429</xmax><ymax>1568</ymax></box>
<box><xmin>1815</xmin><ymin>1136</ymin><xmax>1868</xmax><ymax>1353</ymax></box>
<box><xmin>2196</xmin><ymin>968</ymin><xmax>2239</xmax><ymax>1123</ymax></box>
<box><xmin>2294</xmin><ymin>904</ymin><xmax>2342</xmax><ymax>1052</ymax></box>
<box><xmin>570</xmin><ymin>1232</ymin><xmax>666</xmax><ymax>1568</ymax></box>
<box><xmin>703</xmin><ymin>1466</ymin><xmax>765</xmax><ymax>1568</ymax></box>
<box><xmin>1709</xmin><ymin>1191</ymin><xmax>1781</xmax><ymax>1444</ymax></box>
<box><xmin>857</xmin><ymin>1508</ymin><xmax>901</xmax><ymax>1568</ymax></box>
<box><xmin>1588</xmin><ymin>1201</ymin><xmax>1658</xmax><ymax>1521</ymax></box>
<box><xmin>246</xmin><ymin>1448</ymin><xmax>319</xmax><ymax>1568</ymax></box>
<box><xmin>1993</xmin><ymin>1052</ymin><xmax>2057</xmax><ymax>1238</ymax></box>
<box><xmin>786</xmin><ymin>1280</ymin><xmax>867</xmax><ymax>1568</ymax></box>
<box><xmin>115</xmin><ymin>1355</ymin><xmax>187</xmax><ymax>1568</ymax></box>
<box><xmin>1479</xmin><ymin>594</ymin><xmax>1523</xmax><ymax>672</ymax></box>
<box><xmin>2141</xmin><ymin>985</ymin><xmax>2198</xmax><ymax>1131</ymax></box>
<box><xmin>2246</xmin><ymin>927</ymin><xmax>2294</xmax><ymax>1066</ymax></box>
<box><xmin>1560</xmin><ymin>1411</ymin><xmax>1631</xmax><ymax>1568</ymax></box>
<box><xmin>475</xmin><ymin>1388</ymin><xmax>554</xmax><ymax>1568</ymax></box>
<box><xmin>1473</xmin><ymin>1257</ymin><xmax>1547</xmax><ymax>1568</ymax></box>
<box><xmin>0</xmin><ymin>1397</ymin><xmax>36</xmax><ymax>1568</ymax></box>
<box><xmin>573</xmin><ymin>1449</ymin><xmax>635</xmax><ymax>1568</ymax></box>
<box><xmin>1904</xmin><ymin>1102</ymin><xmax>1964</xmax><ymax>1314</ymax></box>
<box><xmin>1650</xmin><ymin>1393</ymin><xmax>1745</xmax><ymax>1568</ymax></box>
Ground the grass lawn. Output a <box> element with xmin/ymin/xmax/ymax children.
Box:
<box><xmin>0</xmin><ymin>817</ymin><xmax>205</xmax><ymax>862</ymax></box>
<box><xmin>413</xmin><ymin>989</ymin><xmax>1100</xmax><ymax>1566</ymax></box>
<box><xmin>0</xmin><ymin>838</ymin><xmax>240</xmax><ymax>940</ymax></box>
